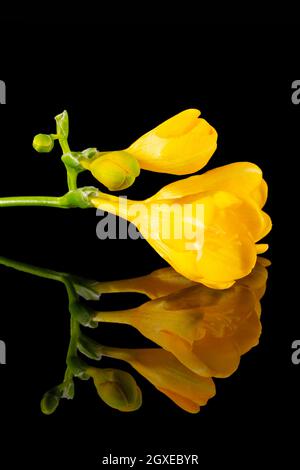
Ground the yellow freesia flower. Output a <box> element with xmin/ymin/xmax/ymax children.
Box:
<box><xmin>91</xmin><ymin>162</ymin><xmax>271</xmax><ymax>289</ymax></box>
<box><xmin>126</xmin><ymin>109</ymin><xmax>218</xmax><ymax>175</ymax></box>
<box><xmin>94</xmin><ymin>260</ymin><xmax>268</xmax><ymax>378</ymax></box>
<box><xmin>100</xmin><ymin>346</ymin><xmax>216</xmax><ymax>413</ymax></box>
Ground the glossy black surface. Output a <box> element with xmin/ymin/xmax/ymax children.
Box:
<box><xmin>0</xmin><ymin>21</ymin><xmax>298</xmax><ymax>467</ymax></box>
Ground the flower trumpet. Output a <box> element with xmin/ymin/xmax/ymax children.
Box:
<box><xmin>85</xmin><ymin>266</ymin><xmax>197</xmax><ymax>300</ymax></box>
<box><xmin>91</xmin><ymin>162</ymin><xmax>271</xmax><ymax>289</ymax></box>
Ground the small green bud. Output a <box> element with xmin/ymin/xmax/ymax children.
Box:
<box><xmin>90</xmin><ymin>368</ymin><xmax>142</xmax><ymax>412</ymax></box>
<box><xmin>89</xmin><ymin>151</ymin><xmax>140</xmax><ymax>191</ymax></box>
<box><xmin>32</xmin><ymin>134</ymin><xmax>54</xmax><ymax>153</ymax></box>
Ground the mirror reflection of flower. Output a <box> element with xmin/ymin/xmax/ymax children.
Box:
<box><xmin>0</xmin><ymin>255</ymin><xmax>269</xmax><ymax>414</ymax></box>
<box><xmin>82</xmin><ymin>257</ymin><xmax>270</xmax><ymax>412</ymax></box>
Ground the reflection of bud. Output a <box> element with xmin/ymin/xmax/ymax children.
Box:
<box><xmin>88</xmin><ymin>367</ymin><xmax>142</xmax><ymax>412</ymax></box>
<box><xmin>32</xmin><ymin>134</ymin><xmax>54</xmax><ymax>153</ymax></box>
<box><xmin>84</xmin><ymin>151</ymin><xmax>140</xmax><ymax>191</ymax></box>
<box><xmin>100</xmin><ymin>347</ymin><xmax>215</xmax><ymax>414</ymax></box>
<box><xmin>40</xmin><ymin>388</ymin><xmax>61</xmax><ymax>415</ymax></box>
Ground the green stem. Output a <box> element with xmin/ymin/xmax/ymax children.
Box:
<box><xmin>59</xmin><ymin>137</ymin><xmax>79</xmax><ymax>191</ymax></box>
<box><xmin>0</xmin><ymin>255</ymin><xmax>81</xmax><ymax>397</ymax></box>
<box><xmin>59</xmin><ymin>138</ymin><xmax>71</xmax><ymax>155</ymax></box>
<box><xmin>63</xmin><ymin>367</ymin><xmax>74</xmax><ymax>386</ymax></box>
<box><xmin>0</xmin><ymin>257</ymin><xmax>80</xmax><ymax>364</ymax></box>
<box><xmin>0</xmin><ymin>195</ymin><xmax>67</xmax><ymax>208</ymax></box>
<box><xmin>60</xmin><ymin>281</ymin><xmax>81</xmax><ymax>398</ymax></box>
<box><xmin>67</xmin><ymin>168</ymin><xmax>78</xmax><ymax>191</ymax></box>
<box><xmin>0</xmin><ymin>187</ymin><xmax>98</xmax><ymax>210</ymax></box>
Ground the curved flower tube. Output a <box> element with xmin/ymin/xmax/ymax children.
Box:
<box><xmin>94</xmin><ymin>260</ymin><xmax>268</xmax><ymax>378</ymax></box>
<box><xmin>88</xmin><ymin>267</ymin><xmax>197</xmax><ymax>299</ymax></box>
<box><xmin>91</xmin><ymin>162</ymin><xmax>271</xmax><ymax>289</ymax></box>
<box><xmin>86</xmin><ymin>257</ymin><xmax>270</xmax><ymax>301</ymax></box>
<box><xmin>126</xmin><ymin>109</ymin><xmax>218</xmax><ymax>175</ymax></box>
<box><xmin>100</xmin><ymin>346</ymin><xmax>216</xmax><ymax>413</ymax></box>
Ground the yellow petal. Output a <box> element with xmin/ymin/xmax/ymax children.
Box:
<box><xmin>155</xmin><ymin>109</ymin><xmax>201</xmax><ymax>138</ymax></box>
<box><xmin>127</xmin><ymin>109</ymin><xmax>217</xmax><ymax>175</ymax></box>
<box><xmin>157</xmin><ymin>388</ymin><xmax>201</xmax><ymax>413</ymax></box>
<box><xmin>152</xmin><ymin>162</ymin><xmax>264</xmax><ymax>201</ymax></box>
<box><xmin>256</xmin><ymin>243</ymin><xmax>269</xmax><ymax>254</ymax></box>
<box><xmin>142</xmin><ymin>192</ymin><xmax>258</xmax><ymax>286</ymax></box>
<box><xmin>251</xmin><ymin>179</ymin><xmax>268</xmax><ymax>208</ymax></box>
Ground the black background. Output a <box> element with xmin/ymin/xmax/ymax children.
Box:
<box><xmin>0</xmin><ymin>21</ymin><xmax>298</xmax><ymax>467</ymax></box>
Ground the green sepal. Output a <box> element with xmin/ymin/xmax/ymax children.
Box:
<box><xmin>81</xmin><ymin>148</ymin><xmax>98</xmax><ymax>160</ymax></box>
<box><xmin>69</xmin><ymin>300</ymin><xmax>91</xmax><ymax>325</ymax></box>
<box><xmin>61</xmin><ymin>152</ymin><xmax>86</xmax><ymax>172</ymax></box>
<box><xmin>70</xmin><ymin>276</ymin><xmax>101</xmax><ymax>301</ymax></box>
<box><xmin>60</xmin><ymin>186</ymin><xmax>99</xmax><ymax>209</ymax></box>
<box><xmin>62</xmin><ymin>379</ymin><xmax>75</xmax><ymax>400</ymax></box>
<box><xmin>68</xmin><ymin>355</ymin><xmax>89</xmax><ymax>379</ymax></box>
<box><xmin>61</xmin><ymin>148</ymin><xmax>99</xmax><ymax>173</ymax></box>
<box><xmin>69</xmin><ymin>300</ymin><xmax>95</xmax><ymax>327</ymax></box>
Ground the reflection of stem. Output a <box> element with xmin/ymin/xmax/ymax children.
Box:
<box><xmin>65</xmin><ymin>280</ymin><xmax>81</xmax><ymax>362</ymax></box>
<box><xmin>0</xmin><ymin>256</ymin><xmax>66</xmax><ymax>283</ymax></box>
<box><xmin>0</xmin><ymin>256</ymin><xmax>83</xmax><ymax>397</ymax></box>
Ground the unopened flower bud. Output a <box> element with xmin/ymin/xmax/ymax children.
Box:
<box><xmin>88</xmin><ymin>151</ymin><xmax>140</xmax><ymax>191</ymax></box>
<box><xmin>32</xmin><ymin>134</ymin><xmax>55</xmax><ymax>153</ymax></box>
<box><xmin>89</xmin><ymin>368</ymin><xmax>142</xmax><ymax>412</ymax></box>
